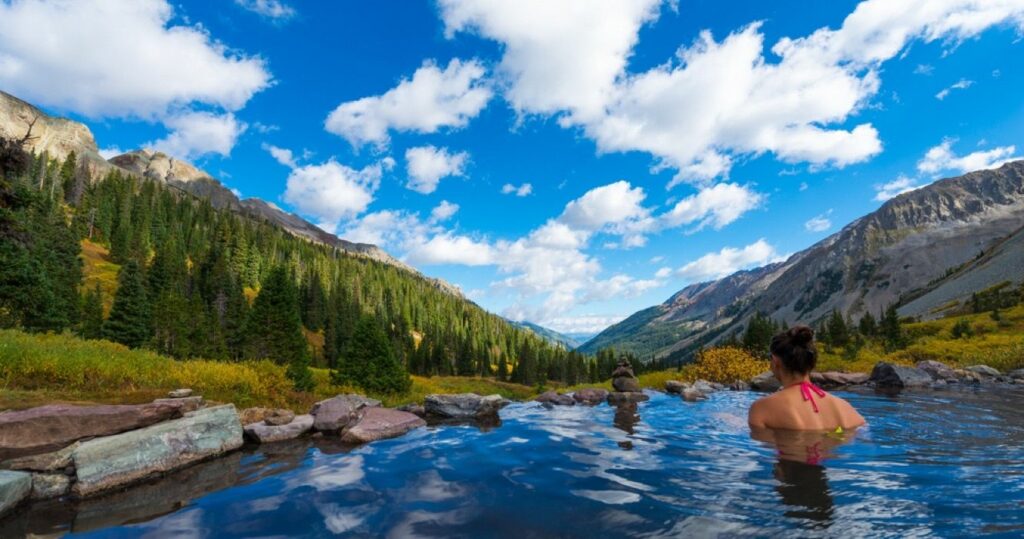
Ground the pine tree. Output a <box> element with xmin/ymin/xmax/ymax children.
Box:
<box><xmin>826</xmin><ymin>309</ymin><xmax>850</xmax><ymax>348</ymax></box>
<box><xmin>103</xmin><ymin>260</ymin><xmax>151</xmax><ymax>348</ymax></box>
<box><xmin>880</xmin><ymin>304</ymin><xmax>905</xmax><ymax>351</ymax></box>
<box><xmin>333</xmin><ymin>314</ymin><xmax>411</xmax><ymax>393</ymax></box>
<box><xmin>858</xmin><ymin>312</ymin><xmax>877</xmax><ymax>337</ymax></box>
<box><xmin>742</xmin><ymin>311</ymin><xmax>776</xmax><ymax>358</ymax></box>
<box><xmin>78</xmin><ymin>284</ymin><xmax>104</xmax><ymax>339</ymax></box>
<box><xmin>244</xmin><ymin>265</ymin><xmax>313</xmax><ymax>390</ymax></box>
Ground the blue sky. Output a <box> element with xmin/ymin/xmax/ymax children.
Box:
<box><xmin>1</xmin><ymin>0</ymin><xmax>1023</xmax><ymax>335</ymax></box>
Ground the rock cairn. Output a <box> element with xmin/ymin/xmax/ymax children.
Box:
<box><xmin>608</xmin><ymin>359</ymin><xmax>649</xmax><ymax>405</ymax></box>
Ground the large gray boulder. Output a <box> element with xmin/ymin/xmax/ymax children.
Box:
<box><xmin>1008</xmin><ymin>368</ymin><xmax>1024</xmax><ymax>380</ymax></box>
<box><xmin>424</xmin><ymin>393</ymin><xmax>510</xmax><ymax>419</ymax></box>
<box><xmin>869</xmin><ymin>362</ymin><xmax>934</xmax><ymax>388</ymax></box>
<box><xmin>916</xmin><ymin>360</ymin><xmax>958</xmax><ymax>381</ymax></box>
<box><xmin>310</xmin><ymin>395</ymin><xmax>381</xmax><ymax>433</ymax></box>
<box><xmin>0</xmin><ymin>470</ymin><xmax>31</xmax><ymax>517</ymax></box>
<box><xmin>572</xmin><ymin>388</ymin><xmax>609</xmax><ymax>405</ymax></box>
<box><xmin>535</xmin><ymin>391</ymin><xmax>575</xmax><ymax>406</ymax></box>
<box><xmin>30</xmin><ymin>472</ymin><xmax>70</xmax><ymax>500</ymax></box>
<box><xmin>612</xmin><ymin>377</ymin><xmax>642</xmax><ymax>393</ymax></box>
<box><xmin>72</xmin><ymin>404</ymin><xmax>243</xmax><ymax>497</ymax></box>
<box><xmin>665</xmin><ymin>380</ymin><xmax>687</xmax><ymax>394</ymax></box>
<box><xmin>750</xmin><ymin>371</ymin><xmax>782</xmax><ymax>392</ymax></box>
<box><xmin>0</xmin><ymin>402</ymin><xmax>185</xmax><ymax>460</ymax></box>
<box><xmin>244</xmin><ymin>414</ymin><xmax>314</xmax><ymax>444</ymax></box>
<box><xmin>340</xmin><ymin>408</ymin><xmax>426</xmax><ymax>444</ymax></box>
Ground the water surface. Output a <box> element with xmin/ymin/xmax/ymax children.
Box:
<box><xmin>5</xmin><ymin>387</ymin><xmax>1024</xmax><ymax>538</ymax></box>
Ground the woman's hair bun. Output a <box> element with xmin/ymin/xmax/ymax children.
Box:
<box><xmin>789</xmin><ymin>325</ymin><xmax>814</xmax><ymax>346</ymax></box>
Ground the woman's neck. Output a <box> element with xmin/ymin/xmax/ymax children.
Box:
<box><xmin>778</xmin><ymin>371</ymin><xmax>812</xmax><ymax>387</ymax></box>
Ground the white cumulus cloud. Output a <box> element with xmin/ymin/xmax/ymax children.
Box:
<box><xmin>405</xmin><ymin>146</ymin><xmax>469</xmax><ymax>194</ymax></box>
<box><xmin>501</xmin><ymin>183</ymin><xmax>533</xmax><ymax>196</ymax></box>
<box><xmin>917</xmin><ymin>139</ymin><xmax>1019</xmax><ymax>175</ymax></box>
<box><xmin>935</xmin><ymin>78</ymin><xmax>973</xmax><ymax>100</ymax></box>
<box><xmin>874</xmin><ymin>175</ymin><xmax>920</xmax><ymax>201</ymax></box>
<box><xmin>675</xmin><ymin>239</ymin><xmax>778</xmax><ymax>282</ymax></box>
<box><xmin>282</xmin><ymin>159</ymin><xmax>390</xmax><ymax>232</ymax></box>
<box><xmin>324</xmin><ymin>58</ymin><xmax>492</xmax><ymax>148</ymax></box>
<box><xmin>661</xmin><ymin>183</ymin><xmax>763</xmax><ymax>231</ymax></box>
<box><xmin>147</xmin><ymin>111</ymin><xmax>247</xmax><ymax>160</ymax></box>
<box><xmin>430</xmin><ymin>200</ymin><xmax>460</xmax><ymax>222</ymax></box>
<box><xmin>804</xmin><ymin>210</ymin><xmax>833</xmax><ymax>232</ymax></box>
<box><xmin>234</xmin><ymin>0</ymin><xmax>295</xmax><ymax>21</ymax></box>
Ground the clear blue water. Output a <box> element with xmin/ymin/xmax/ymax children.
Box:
<box><xmin>6</xmin><ymin>387</ymin><xmax>1024</xmax><ymax>538</ymax></box>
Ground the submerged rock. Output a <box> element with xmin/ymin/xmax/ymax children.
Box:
<box><xmin>167</xmin><ymin>389</ymin><xmax>193</xmax><ymax>399</ymax></box>
<box><xmin>263</xmin><ymin>409</ymin><xmax>296</xmax><ymax>426</ymax></box>
<box><xmin>1</xmin><ymin>442</ymin><xmax>78</xmax><ymax>473</ymax></box>
<box><xmin>0</xmin><ymin>402</ymin><xmax>185</xmax><ymax>460</ymax></box>
<box><xmin>811</xmin><ymin>371</ymin><xmax>870</xmax><ymax>388</ymax></box>
<box><xmin>965</xmin><ymin>365</ymin><xmax>1001</xmax><ymax>378</ymax></box>
<box><xmin>750</xmin><ymin>372</ymin><xmax>782</xmax><ymax>392</ymax></box>
<box><xmin>0</xmin><ymin>470</ymin><xmax>31</xmax><ymax>517</ymax></box>
<box><xmin>72</xmin><ymin>405</ymin><xmax>244</xmax><ymax>497</ymax></box>
<box><xmin>607</xmin><ymin>392</ymin><xmax>650</xmax><ymax>405</ymax></box>
<box><xmin>1008</xmin><ymin>368</ymin><xmax>1024</xmax><ymax>380</ymax></box>
<box><xmin>244</xmin><ymin>414</ymin><xmax>313</xmax><ymax>444</ymax></box>
<box><xmin>535</xmin><ymin>391</ymin><xmax>575</xmax><ymax>406</ymax></box>
<box><xmin>29</xmin><ymin>473</ymin><xmax>70</xmax><ymax>500</ymax></box>
<box><xmin>869</xmin><ymin>362</ymin><xmax>933</xmax><ymax>388</ymax></box>
<box><xmin>424</xmin><ymin>393</ymin><xmax>510</xmax><ymax>420</ymax></box>
<box><xmin>340</xmin><ymin>408</ymin><xmax>426</xmax><ymax>444</ymax></box>
<box><xmin>310</xmin><ymin>395</ymin><xmax>381</xmax><ymax>433</ymax></box>
<box><xmin>915</xmin><ymin>361</ymin><xmax>958</xmax><ymax>381</ymax></box>
<box><xmin>572</xmin><ymin>388</ymin><xmax>609</xmax><ymax>405</ymax></box>
<box><xmin>681</xmin><ymin>388</ymin><xmax>707</xmax><ymax>402</ymax></box>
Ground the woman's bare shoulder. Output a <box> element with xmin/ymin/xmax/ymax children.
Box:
<box><xmin>827</xmin><ymin>392</ymin><xmax>866</xmax><ymax>427</ymax></box>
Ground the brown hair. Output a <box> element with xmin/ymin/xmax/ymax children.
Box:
<box><xmin>769</xmin><ymin>325</ymin><xmax>817</xmax><ymax>374</ymax></box>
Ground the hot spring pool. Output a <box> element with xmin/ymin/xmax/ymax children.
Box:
<box><xmin>6</xmin><ymin>387</ymin><xmax>1024</xmax><ymax>538</ymax></box>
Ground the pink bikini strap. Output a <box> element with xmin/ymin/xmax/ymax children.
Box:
<box><xmin>798</xmin><ymin>381</ymin><xmax>827</xmax><ymax>414</ymax></box>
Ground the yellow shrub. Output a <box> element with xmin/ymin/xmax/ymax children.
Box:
<box><xmin>682</xmin><ymin>346</ymin><xmax>766</xmax><ymax>383</ymax></box>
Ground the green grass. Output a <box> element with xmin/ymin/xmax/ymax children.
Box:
<box><xmin>80</xmin><ymin>239</ymin><xmax>120</xmax><ymax>313</ymax></box>
<box><xmin>0</xmin><ymin>329</ymin><xmax>539</xmax><ymax>412</ymax></box>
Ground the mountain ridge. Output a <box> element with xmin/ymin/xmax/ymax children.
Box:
<box><xmin>583</xmin><ymin>161</ymin><xmax>1024</xmax><ymax>360</ymax></box>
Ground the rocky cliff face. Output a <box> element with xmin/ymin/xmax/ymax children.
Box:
<box><xmin>588</xmin><ymin>161</ymin><xmax>1024</xmax><ymax>360</ymax></box>
<box><xmin>0</xmin><ymin>90</ymin><xmax>112</xmax><ymax>178</ymax></box>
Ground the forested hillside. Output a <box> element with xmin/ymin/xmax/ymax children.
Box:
<box><xmin>0</xmin><ymin>134</ymin><xmax>611</xmax><ymax>392</ymax></box>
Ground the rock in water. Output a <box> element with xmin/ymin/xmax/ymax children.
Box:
<box><xmin>1008</xmin><ymin>368</ymin><xmax>1024</xmax><ymax>380</ymax></box>
<box><xmin>750</xmin><ymin>372</ymin><xmax>782</xmax><ymax>392</ymax></box>
<box><xmin>72</xmin><ymin>405</ymin><xmax>243</xmax><ymax>497</ymax></box>
<box><xmin>30</xmin><ymin>473</ymin><xmax>70</xmax><ymax>500</ymax></box>
<box><xmin>0</xmin><ymin>470</ymin><xmax>31</xmax><ymax>517</ymax></box>
<box><xmin>424</xmin><ymin>394</ymin><xmax>510</xmax><ymax>419</ymax></box>
<box><xmin>915</xmin><ymin>361</ymin><xmax>958</xmax><ymax>381</ymax></box>
<box><xmin>607</xmin><ymin>392</ymin><xmax>650</xmax><ymax>405</ymax></box>
<box><xmin>0</xmin><ymin>402</ymin><xmax>184</xmax><ymax>460</ymax></box>
<box><xmin>572</xmin><ymin>388</ymin><xmax>609</xmax><ymax>405</ymax></box>
<box><xmin>869</xmin><ymin>362</ymin><xmax>934</xmax><ymax>388</ymax></box>
<box><xmin>612</xmin><ymin>377</ymin><xmax>642</xmax><ymax>393</ymax></box>
<box><xmin>264</xmin><ymin>409</ymin><xmax>296</xmax><ymax>426</ymax></box>
<box><xmin>535</xmin><ymin>391</ymin><xmax>575</xmax><ymax>406</ymax></box>
<box><xmin>397</xmin><ymin>404</ymin><xmax>427</xmax><ymax>417</ymax></box>
<box><xmin>681</xmin><ymin>388</ymin><xmax>707</xmax><ymax>402</ymax></box>
<box><xmin>811</xmin><ymin>371</ymin><xmax>871</xmax><ymax>388</ymax></box>
<box><xmin>310</xmin><ymin>395</ymin><xmax>381</xmax><ymax>433</ymax></box>
<box><xmin>665</xmin><ymin>381</ymin><xmax>687</xmax><ymax>394</ymax></box>
<box><xmin>340</xmin><ymin>408</ymin><xmax>426</xmax><ymax>444</ymax></box>
<box><xmin>167</xmin><ymin>389</ymin><xmax>193</xmax><ymax>398</ymax></box>
<box><xmin>244</xmin><ymin>415</ymin><xmax>313</xmax><ymax>444</ymax></box>
<box><xmin>965</xmin><ymin>365</ymin><xmax>1000</xmax><ymax>378</ymax></box>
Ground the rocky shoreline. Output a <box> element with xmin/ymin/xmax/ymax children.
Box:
<box><xmin>2</xmin><ymin>358</ymin><xmax>1021</xmax><ymax>520</ymax></box>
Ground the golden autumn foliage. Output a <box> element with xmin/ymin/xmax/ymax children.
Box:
<box><xmin>682</xmin><ymin>346</ymin><xmax>766</xmax><ymax>383</ymax></box>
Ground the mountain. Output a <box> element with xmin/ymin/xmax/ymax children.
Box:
<box><xmin>0</xmin><ymin>90</ymin><xmax>461</xmax><ymax>297</ymax></box>
<box><xmin>582</xmin><ymin>161</ymin><xmax>1024</xmax><ymax>360</ymax></box>
<box><xmin>512</xmin><ymin>321</ymin><xmax>582</xmax><ymax>349</ymax></box>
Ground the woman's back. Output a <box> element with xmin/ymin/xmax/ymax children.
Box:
<box><xmin>748</xmin><ymin>383</ymin><xmax>864</xmax><ymax>431</ymax></box>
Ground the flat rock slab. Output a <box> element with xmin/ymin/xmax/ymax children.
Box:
<box><xmin>0</xmin><ymin>402</ymin><xmax>185</xmax><ymax>460</ymax></box>
<box><xmin>535</xmin><ymin>391</ymin><xmax>575</xmax><ymax>406</ymax></box>
<box><xmin>72</xmin><ymin>404</ymin><xmax>243</xmax><ymax>497</ymax></box>
<box><xmin>244</xmin><ymin>414</ymin><xmax>314</xmax><ymax>443</ymax></box>
<box><xmin>424</xmin><ymin>394</ymin><xmax>510</xmax><ymax>419</ymax></box>
<box><xmin>152</xmin><ymin>396</ymin><xmax>205</xmax><ymax>414</ymax></box>
<box><xmin>30</xmin><ymin>472</ymin><xmax>70</xmax><ymax>500</ymax></box>
<box><xmin>341</xmin><ymin>408</ymin><xmax>426</xmax><ymax>444</ymax></box>
<box><xmin>572</xmin><ymin>388</ymin><xmax>609</xmax><ymax>404</ymax></box>
<box><xmin>310</xmin><ymin>395</ymin><xmax>381</xmax><ymax>433</ymax></box>
<box><xmin>264</xmin><ymin>409</ymin><xmax>296</xmax><ymax>426</ymax></box>
<box><xmin>915</xmin><ymin>361</ymin><xmax>958</xmax><ymax>381</ymax></box>
<box><xmin>869</xmin><ymin>362</ymin><xmax>933</xmax><ymax>388</ymax></box>
<box><xmin>607</xmin><ymin>392</ymin><xmax>650</xmax><ymax>405</ymax></box>
<box><xmin>966</xmin><ymin>365</ymin><xmax>1001</xmax><ymax>377</ymax></box>
<box><xmin>1</xmin><ymin>441</ymin><xmax>78</xmax><ymax>472</ymax></box>
<box><xmin>167</xmin><ymin>389</ymin><xmax>193</xmax><ymax>398</ymax></box>
<box><xmin>0</xmin><ymin>470</ymin><xmax>31</xmax><ymax>517</ymax></box>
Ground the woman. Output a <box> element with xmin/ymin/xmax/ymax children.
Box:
<box><xmin>748</xmin><ymin>326</ymin><xmax>865</xmax><ymax>431</ymax></box>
